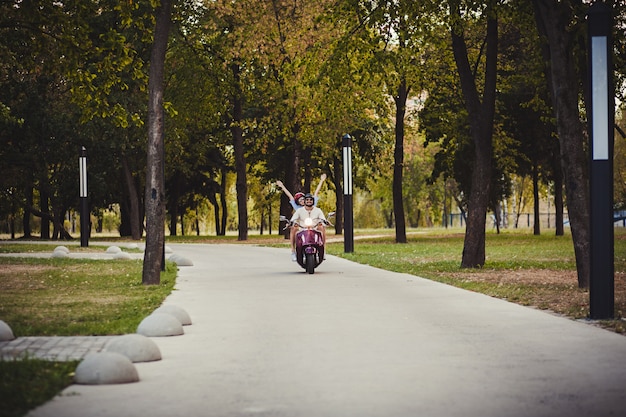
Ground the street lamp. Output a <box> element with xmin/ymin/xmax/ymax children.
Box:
<box><xmin>588</xmin><ymin>2</ymin><xmax>614</xmax><ymax>319</ymax></box>
<box><xmin>79</xmin><ymin>146</ymin><xmax>89</xmax><ymax>247</ymax></box>
<box><xmin>343</xmin><ymin>134</ymin><xmax>354</xmax><ymax>253</ymax></box>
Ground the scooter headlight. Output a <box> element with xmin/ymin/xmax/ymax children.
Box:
<box><xmin>304</xmin><ymin>217</ymin><xmax>313</xmax><ymax>227</ymax></box>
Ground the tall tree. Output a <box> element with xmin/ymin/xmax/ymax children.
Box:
<box><xmin>230</xmin><ymin>62</ymin><xmax>248</xmax><ymax>240</ymax></box>
<box><xmin>498</xmin><ymin>1</ymin><xmax>561</xmax><ymax>237</ymax></box>
<box><xmin>532</xmin><ymin>0</ymin><xmax>590</xmax><ymax>288</ymax></box>
<box><xmin>348</xmin><ymin>0</ymin><xmax>432</xmax><ymax>243</ymax></box>
<box><xmin>143</xmin><ymin>0</ymin><xmax>172</xmax><ymax>285</ymax></box>
<box><xmin>448</xmin><ymin>0</ymin><xmax>498</xmax><ymax>267</ymax></box>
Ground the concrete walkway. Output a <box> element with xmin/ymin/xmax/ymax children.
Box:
<box><xmin>3</xmin><ymin>243</ymin><xmax>626</xmax><ymax>417</ymax></box>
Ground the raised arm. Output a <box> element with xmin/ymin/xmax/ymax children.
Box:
<box><xmin>313</xmin><ymin>173</ymin><xmax>327</xmax><ymax>197</ymax></box>
<box><xmin>275</xmin><ymin>180</ymin><xmax>295</xmax><ymax>201</ymax></box>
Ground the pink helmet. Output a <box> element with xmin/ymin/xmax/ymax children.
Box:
<box><xmin>294</xmin><ymin>192</ymin><xmax>305</xmax><ymax>200</ymax></box>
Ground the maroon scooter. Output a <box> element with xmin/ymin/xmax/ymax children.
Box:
<box><xmin>281</xmin><ymin>213</ymin><xmax>334</xmax><ymax>274</ymax></box>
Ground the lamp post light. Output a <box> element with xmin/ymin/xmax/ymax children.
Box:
<box><xmin>343</xmin><ymin>134</ymin><xmax>354</xmax><ymax>253</ymax></box>
<box><xmin>588</xmin><ymin>3</ymin><xmax>614</xmax><ymax>319</ymax></box>
<box><xmin>79</xmin><ymin>146</ymin><xmax>89</xmax><ymax>247</ymax></box>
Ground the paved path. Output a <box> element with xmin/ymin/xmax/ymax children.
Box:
<box><xmin>0</xmin><ymin>336</ymin><xmax>115</xmax><ymax>361</ymax></box>
<box><xmin>2</xmin><ymin>243</ymin><xmax>626</xmax><ymax>417</ymax></box>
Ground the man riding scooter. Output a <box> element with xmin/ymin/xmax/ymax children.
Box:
<box><xmin>276</xmin><ymin>174</ymin><xmax>327</xmax><ymax>261</ymax></box>
<box><xmin>290</xmin><ymin>193</ymin><xmax>327</xmax><ymax>243</ymax></box>
<box><xmin>289</xmin><ymin>193</ymin><xmax>329</xmax><ymax>273</ymax></box>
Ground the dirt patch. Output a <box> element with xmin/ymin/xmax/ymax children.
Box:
<box><xmin>0</xmin><ymin>264</ymin><xmax>52</xmax><ymax>275</ymax></box>
<box><xmin>448</xmin><ymin>268</ymin><xmax>578</xmax><ymax>284</ymax></box>
<box><xmin>442</xmin><ymin>268</ymin><xmax>626</xmax><ymax>333</ymax></box>
<box><xmin>0</xmin><ymin>265</ymin><xmax>53</xmax><ymax>290</ymax></box>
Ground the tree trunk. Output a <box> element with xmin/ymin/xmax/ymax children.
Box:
<box><xmin>142</xmin><ymin>0</ymin><xmax>171</xmax><ymax>285</ymax></box>
<box><xmin>450</xmin><ymin>3</ymin><xmax>498</xmax><ymax>268</ymax></box>
<box><xmin>40</xmin><ymin>182</ymin><xmax>51</xmax><ymax>239</ymax></box>
<box><xmin>514</xmin><ymin>176</ymin><xmax>526</xmax><ymax>228</ymax></box>
<box><xmin>533</xmin><ymin>1</ymin><xmax>566</xmax><ymax>237</ymax></box>
<box><xmin>220</xmin><ymin>166</ymin><xmax>228</xmax><ymax>236</ymax></box>
<box><xmin>122</xmin><ymin>156</ymin><xmax>142</xmax><ymax>240</ymax></box>
<box><xmin>554</xmin><ymin>151</ymin><xmax>565</xmax><ymax>236</ymax></box>
<box><xmin>532</xmin><ymin>0</ymin><xmax>590</xmax><ymax>288</ymax></box>
<box><xmin>57</xmin><ymin>205</ymin><xmax>73</xmax><ymax>240</ymax></box>
<box><xmin>195</xmin><ymin>207</ymin><xmax>200</xmax><ymax>236</ymax></box>
<box><xmin>169</xmin><ymin>203</ymin><xmax>178</xmax><ymax>236</ymax></box>
<box><xmin>231</xmin><ymin>63</ymin><xmax>248</xmax><ymax>241</ymax></box>
<box><xmin>533</xmin><ymin>162</ymin><xmax>541</xmax><ymax>235</ymax></box>
<box><xmin>207</xmin><ymin>191</ymin><xmax>221</xmax><ymax>235</ymax></box>
<box><xmin>118</xmin><ymin>200</ymin><xmax>132</xmax><ymax>237</ymax></box>
<box><xmin>494</xmin><ymin>203</ymin><xmax>501</xmax><ymax>234</ymax></box>
<box><xmin>303</xmin><ymin>146</ymin><xmax>312</xmax><ymax>192</ymax></box>
<box><xmin>23</xmin><ymin>185</ymin><xmax>32</xmax><ymax>238</ymax></box>
<box><xmin>168</xmin><ymin>174</ymin><xmax>180</xmax><ymax>237</ymax></box>
<box><xmin>9</xmin><ymin>197</ymin><xmax>15</xmax><ymax>239</ymax></box>
<box><xmin>289</xmin><ymin>128</ymin><xmax>303</xmax><ymax>196</ymax></box>
<box><xmin>393</xmin><ymin>77</ymin><xmax>408</xmax><ymax>244</ymax></box>
<box><xmin>51</xmin><ymin>204</ymin><xmax>70</xmax><ymax>240</ymax></box>
<box><xmin>279</xmin><ymin>134</ymin><xmax>303</xmax><ymax>238</ymax></box>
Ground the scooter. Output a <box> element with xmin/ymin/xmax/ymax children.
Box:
<box><xmin>281</xmin><ymin>213</ymin><xmax>334</xmax><ymax>274</ymax></box>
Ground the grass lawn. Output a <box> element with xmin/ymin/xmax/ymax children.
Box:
<box><xmin>0</xmin><ymin>359</ymin><xmax>78</xmax><ymax>417</ymax></box>
<box><xmin>0</xmin><ymin>257</ymin><xmax>176</xmax><ymax>336</ymax></box>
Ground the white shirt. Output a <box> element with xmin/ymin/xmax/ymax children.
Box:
<box><xmin>290</xmin><ymin>206</ymin><xmax>326</xmax><ymax>226</ymax></box>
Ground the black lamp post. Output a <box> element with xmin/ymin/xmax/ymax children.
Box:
<box><xmin>343</xmin><ymin>134</ymin><xmax>354</xmax><ymax>253</ymax></box>
<box><xmin>588</xmin><ymin>2</ymin><xmax>614</xmax><ymax>319</ymax></box>
<box><xmin>79</xmin><ymin>146</ymin><xmax>89</xmax><ymax>247</ymax></box>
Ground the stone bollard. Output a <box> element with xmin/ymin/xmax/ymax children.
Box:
<box><xmin>74</xmin><ymin>352</ymin><xmax>139</xmax><ymax>385</ymax></box>
<box><xmin>105</xmin><ymin>334</ymin><xmax>161</xmax><ymax>362</ymax></box>
<box><xmin>137</xmin><ymin>313</ymin><xmax>184</xmax><ymax>337</ymax></box>
<box><xmin>0</xmin><ymin>320</ymin><xmax>15</xmax><ymax>341</ymax></box>
<box><xmin>154</xmin><ymin>305</ymin><xmax>192</xmax><ymax>326</ymax></box>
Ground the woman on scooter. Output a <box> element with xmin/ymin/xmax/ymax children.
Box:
<box><xmin>275</xmin><ymin>173</ymin><xmax>326</xmax><ymax>210</ymax></box>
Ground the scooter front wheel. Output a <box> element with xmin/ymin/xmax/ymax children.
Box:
<box><xmin>305</xmin><ymin>253</ymin><xmax>316</xmax><ymax>274</ymax></box>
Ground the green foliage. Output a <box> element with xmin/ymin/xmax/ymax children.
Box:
<box><xmin>1</xmin><ymin>0</ymin><xmax>626</xmax><ymax>250</ymax></box>
<box><xmin>69</xmin><ymin>2</ymin><xmax>155</xmax><ymax>127</ymax></box>
<box><xmin>418</xmin><ymin>1</ymin><xmax>561</xmax><ymax>221</ymax></box>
